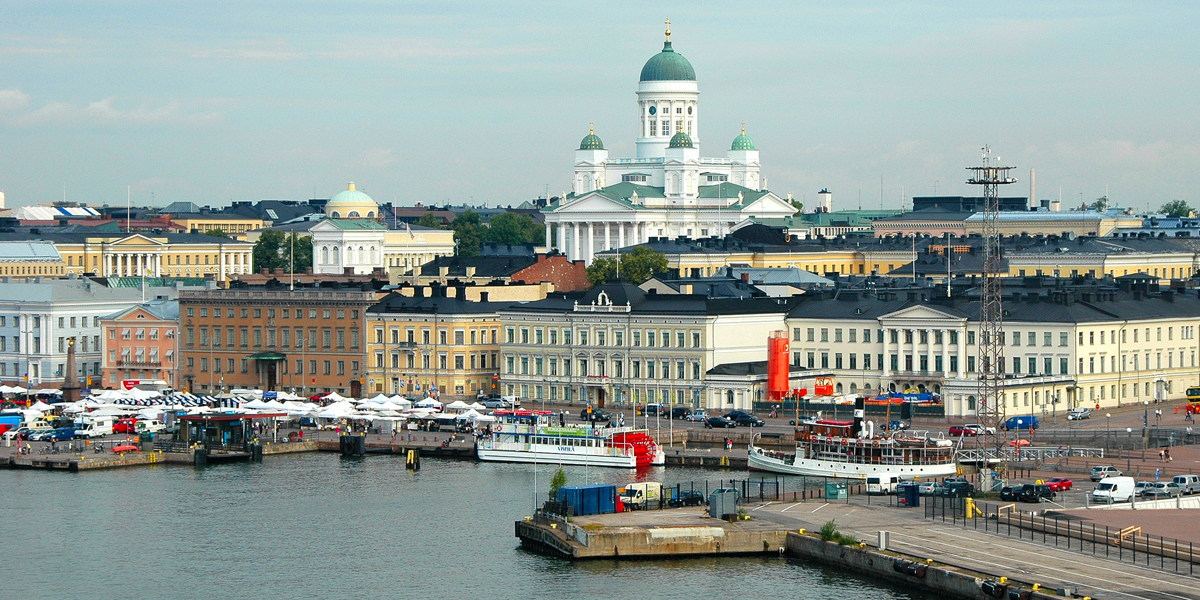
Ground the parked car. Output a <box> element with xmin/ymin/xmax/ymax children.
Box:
<box><xmin>481</xmin><ymin>398</ymin><xmax>507</xmax><ymax>409</ymax></box>
<box><xmin>724</xmin><ymin>411</ymin><xmax>755</xmax><ymax>422</ymax></box>
<box><xmin>999</xmin><ymin>486</ymin><xmax>1019</xmax><ymax>501</ymax></box>
<box><xmin>1004</xmin><ymin>416</ymin><xmax>1039</xmax><ymax>431</ymax></box>
<box><xmin>918</xmin><ymin>482</ymin><xmax>945</xmax><ymax>496</ymax></box>
<box><xmin>941</xmin><ymin>481</ymin><xmax>974</xmax><ymax>498</ymax></box>
<box><xmin>644</xmin><ymin>403</ymin><xmax>666</xmax><ymax>416</ymax></box>
<box><xmin>684</xmin><ymin>410</ymin><xmax>708</xmax><ymax>422</ymax></box>
<box><xmin>669</xmin><ymin>490</ymin><xmax>706</xmax><ymax>507</ymax></box>
<box><xmin>1093</xmin><ymin>477</ymin><xmax>1136</xmax><ymax>503</ymax></box>
<box><xmin>704</xmin><ymin>416</ymin><xmax>737</xmax><ymax>429</ymax></box>
<box><xmin>886</xmin><ymin>419</ymin><xmax>910</xmax><ymax>432</ymax></box>
<box><xmin>1134</xmin><ymin>480</ymin><xmax>1152</xmax><ymax>496</ymax></box>
<box><xmin>579</xmin><ymin>408</ymin><xmax>612</xmax><ymax>423</ymax></box>
<box><xmin>113</xmin><ymin>418</ymin><xmax>139</xmax><ymax>434</ymax></box>
<box><xmin>948</xmin><ymin>425</ymin><xmax>977</xmax><ymax>437</ymax></box>
<box><xmin>1017</xmin><ymin>484</ymin><xmax>1056</xmax><ymax>503</ymax></box>
<box><xmin>2</xmin><ymin>426</ymin><xmax>35</xmax><ymax>441</ymax></box>
<box><xmin>963</xmin><ymin>423</ymin><xmax>996</xmax><ymax>435</ymax></box>
<box><xmin>1142</xmin><ymin>482</ymin><xmax>1184</xmax><ymax>500</ymax></box>
<box><xmin>1067</xmin><ymin>407</ymin><xmax>1092</xmax><ymax>421</ymax></box>
<box><xmin>1090</xmin><ymin>466</ymin><xmax>1122</xmax><ymax>481</ymax></box>
<box><xmin>1173</xmin><ymin>474</ymin><xmax>1200</xmax><ymax>495</ymax></box>
<box><xmin>1009</xmin><ymin>439</ymin><xmax>1031</xmax><ymax>447</ymax></box>
<box><xmin>1045</xmin><ymin>477</ymin><xmax>1073</xmax><ymax>492</ymax></box>
<box><xmin>729</xmin><ymin>413</ymin><xmax>765</xmax><ymax>427</ymax></box>
<box><xmin>671</xmin><ymin>407</ymin><xmax>692</xmax><ymax>420</ymax></box>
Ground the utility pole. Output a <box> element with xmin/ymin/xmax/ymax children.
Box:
<box><xmin>967</xmin><ymin>146</ymin><xmax>1016</xmax><ymax>479</ymax></box>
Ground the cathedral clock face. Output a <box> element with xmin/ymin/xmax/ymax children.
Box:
<box><xmin>649</xmin><ymin>106</ymin><xmax>657</xmax><ymax>115</ymax></box>
<box><xmin>688</xmin><ymin>106</ymin><xmax>693</xmax><ymax>115</ymax></box>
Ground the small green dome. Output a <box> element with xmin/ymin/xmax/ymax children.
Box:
<box><xmin>579</xmin><ymin>132</ymin><xmax>604</xmax><ymax>151</ymax></box>
<box><xmin>668</xmin><ymin>131</ymin><xmax>693</xmax><ymax>149</ymax></box>
<box><xmin>731</xmin><ymin>133</ymin><xmax>756</xmax><ymax>151</ymax></box>
<box><xmin>639</xmin><ymin>41</ymin><xmax>696</xmax><ymax>82</ymax></box>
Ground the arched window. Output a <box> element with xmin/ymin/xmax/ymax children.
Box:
<box><xmin>366</xmin><ymin>211</ymin><xmax>375</xmax><ymax>219</ymax></box>
<box><xmin>321</xmin><ymin>246</ymin><xmax>329</xmax><ymax>264</ymax></box>
<box><xmin>348</xmin><ymin>211</ymin><xmax>361</xmax><ymax>219</ymax></box>
<box><xmin>726</xmin><ymin>390</ymin><xmax>734</xmax><ymax>404</ymax></box>
<box><xmin>849</xmin><ymin>382</ymin><xmax>857</xmax><ymax>394</ymax></box>
<box><xmin>835</xmin><ymin>382</ymin><xmax>843</xmax><ymax>393</ymax></box>
<box><xmin>331</xmin><ymin>211</ymin><xmax>341</xmax><ymax>219</ymax></box>
<box><xmin>369</xmin><ymin>246</ymin><xmax>377</xmax><ymax>263</ymax></box>
<box><xmin>332</xmin><ymin>246</ymin><xmax>340</xmax><ymax>265</ymax></box>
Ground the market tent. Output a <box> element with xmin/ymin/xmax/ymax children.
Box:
<box><xmin>414</xmin><ymin>398</ymin><xmax>443</xmax><ymax>409</ymax></box>
<box><xmin>243</xmin><ymin>399</ymin><xmax>272</xmax><ymax>410</ymax></box>
<box><xmin>323</xmin><ymin>391</ymin><xmax>351</xmax><ymax>402</ymax></box>
<box><xmin>29</xmin><ymin>401</ymin><xmax>54</xmax><ymax>411</ymax></box>
<box><xmin>468</xmin><ymin>402</ymin><xmax>487</xmax><ymax>411</ymax></box>
<box><xmin>444</xmin><ymin>400</ymin><xmax>471</xmax><ymax>413</ymax></box>
<box><xmin>0</xmin><ymin>385</ymin><xmax>27</xmax><ymax>394</ymax></box>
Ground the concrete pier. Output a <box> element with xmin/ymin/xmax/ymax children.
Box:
<box><xmin>515</xmin><ymin>507</ymin><xmax>789</xmax><ymax>559</ymax></box>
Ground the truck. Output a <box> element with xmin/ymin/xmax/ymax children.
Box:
<box><xmin>618</xmin><ymin>482</ymin><xmax>663</xmax><ymax>510</ymax></box>
<box><xmin>1092</xmin><ymin>476</ymin><xmax>1135</xmax><ymax>503</ymax></box>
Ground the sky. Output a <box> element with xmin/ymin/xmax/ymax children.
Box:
<box><xmin>1</xmin><ymin>1</ymin><xmax>1197</xmax><ymax>212</ymax></box>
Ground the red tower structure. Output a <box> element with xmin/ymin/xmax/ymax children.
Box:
<box><xmin>767</xmin><ymin>331</ymin><xmax>789</xmax><ymax>402</ymax></box>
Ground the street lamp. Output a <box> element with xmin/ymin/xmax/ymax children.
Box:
<box><xmin>1106</xmin><ymin>412</ymin><xmax>1112</xmax><ymax>452</ymax></box>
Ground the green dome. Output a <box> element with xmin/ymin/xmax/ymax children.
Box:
<box><xmin>639</xmin><ymin>41</ymin><xmax>696</xmax><ymax>82</ymax></box>
<box><xmin>579</xmin><ymin>132</ymin><xmax>604</xmax><ymax>150</ymax></box>
<box><xmin>668</xmin><ymin>131</ymin><xmax>693</xmax><ymax>149</ymax></box>
<box><xmin>731</xmin><ymin>133</ymin><xmax>755</xmax><ymax>151</ymax></box>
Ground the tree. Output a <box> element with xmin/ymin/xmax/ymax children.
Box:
<box><xmin>549</xmin><ymin>467</ymin><xmax>567</xmax><ymax>500</ymax></box>
<box><xmin>486</xmin><ymin>212</ymin><xmax>544</xmax><ymax>246</ymax></box>
<box><xmin>288</xmin><ymin>234</ymin><xmax>313</xmax><ymax>273</ymax></box>
<box><xmin>1161</xmin><ymin>200</ymin><xmax>1193</xmax><ymax>218</ymax></box>
<box><xmin>1089</xmin><ymin>196</ymin><xmax>1108</xmax><ymax>211</ymax></box>
<box><xmin>252</xmin><ymin>229</ymin><xmax>288</xmax><ymax>272</ymax></box>
<box><xmin>204</xmin><ymin>228</ymin><xmax>229</xmax><ymax>238</ymax></box>
<box><xmin>790</xmin><ymin>199</ymin><xmax>804</xmax><ymax>213</ymax></box>
<box><xmin>451</xmin><ymin>210</ymin><xmax>484</xmax><ymax>257</ymax></box>
<box><xmin>585</xmin><ymin>246</ymin><xmax>668</xmax><ymax>286</ymax></box>
<box><xmin>416</xmin><ymin>212</ymin><xmax>445</xmax><ymax>229</ymax></box>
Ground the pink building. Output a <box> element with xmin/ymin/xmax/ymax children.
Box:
<box><xmin>99</xmin><ymin>300</ymin><xmax>179</xmax><ymax>390</ymax></box>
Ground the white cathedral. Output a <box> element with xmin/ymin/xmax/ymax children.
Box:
<box><xmin>543</xmin><ymin>22</ymin><xmax>798</xmax><ymax>265</ymax></box>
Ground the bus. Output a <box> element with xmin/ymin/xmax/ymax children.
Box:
<box><xmin>1187</xmin><ymin>387</ymin><xmax>1200</xmax><ymax>413</ymax></box>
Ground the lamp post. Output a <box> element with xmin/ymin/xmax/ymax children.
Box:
<box><xmin>1106</xmin><ymin>412</ymin><xmax>1112</xmax><ymax>452</ymax></box>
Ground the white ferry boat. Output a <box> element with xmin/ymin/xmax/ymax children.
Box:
<box><xmin>476</xmin><ymin>409</ymin><xmax>664</xmax><ymax>468</ymax></box>
<box><xmin>748</xmin><ymin>399</ymin><xmax>957</xmax><ymax>480</ymax></box>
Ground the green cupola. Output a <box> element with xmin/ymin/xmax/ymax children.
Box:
<box><xmin>668</xmin><ymin>131</ymin><xmax>694</xmax><ymax>149</ymax></box>
<box><xmin>578</xmin><ymin>122</ymin><xmax>605</xmax><ymax>150</ymax></box>
<box><xmin>731</xmin><ymin>122</ymin><xmax>756</xmax><ymax>150</ymax></box>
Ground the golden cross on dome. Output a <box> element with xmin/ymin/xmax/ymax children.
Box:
<box><xmin>741</xmin><ymin>121</ymin><xmax>746</xmax><ymax>135</ymax></box>
<box><xmin>664</xmin><ymin>18</ymin><xmax>671</xmax><ymax>42</ymax></box>
<box><xmin>589</xmin><ymin>120</ymin><xmax>594</xmax><ymax>135</ymax></box>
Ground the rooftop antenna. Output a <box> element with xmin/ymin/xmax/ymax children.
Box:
<box><xmin>126</xmin><ymin>185</ymin><xmax>131</xmax><ymax>233</ymax></box>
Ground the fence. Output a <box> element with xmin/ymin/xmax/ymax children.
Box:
<box><xmin>752</xmin><ymin>401</ymin><xmax>945</xmax><ymax>419</ymax></box>
<box><xmin>922</xmin><ymin>493</ymin><xmax>1199</xmax><ymax>576</ymax></box>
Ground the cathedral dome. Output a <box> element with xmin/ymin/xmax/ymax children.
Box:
<box><xmin>668</xmin><ymin>131</ymin><xmax>694</xmax><ymax>149</ymax></box>
<box><xmin>731</xmin><ymin>127</ymin><xmax>756</xmax><ymax>151</ymax></box>
<box><xmin>578</xmin><ymin>124</ymin><xmax>605</xmax><ymax>150</ymax></box>
<box><xmin>326</xmin><ymin>182</ymin><xmax>378</xmax><ymax>219</ymax></box>
<box><xmin>640</xmin><ymin>24</ymin><xmax>696</xmax><ymax>82</ymax></box>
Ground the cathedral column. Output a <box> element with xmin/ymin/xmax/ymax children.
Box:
<box><xmin>557</xmin><ymin>223</ymin><xmax>565</xmax><ymax>253</ymax></box>
<box><xmin>545</xmin><ymin>223</ymin><xmax>552</xmax><ymax>249</ymax></box>
<box><xmin>925</xmin><ymin>328</ymin><xmax>934</xmax><ymax>375</ymax></box>
<box><xmin>586</xmin><ymin>222</ymin><xmax>594</xmax><ymax>264</ymax></box>
<box><xmin>941</xmin><ymin>329</ymin><xmax>950</xmax><ymax>377</ymax></box>
<box><xmin>572</xmin><ymin>223</ymin><xmax>580</xmax><ymax>262</ymax></box>
<box><xmin>618</xmin><ymin>222</ymin><xmax>626</xmax><ymax>250</ymax></box>
<box><xmin>958</xmin><ymin>325</ymin><xmax>968</xmax><ymax>378</ymax></box>
<box><xmin>219</xmin><ymin>247</ymin><xmax>226</xmax><ymax>283</ymax></box>
<box><xmin>604</xmin><ymin>222</ymin><xmax>611</xmax><ymax>252</ymax></box>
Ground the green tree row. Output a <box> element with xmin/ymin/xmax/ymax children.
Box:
<box><xmin>251</xmin><ymin>230</ymin><xmax>314</xmax><ymax>274</ymax></box>
<box><xmin>421</xmin><ymin>210</ymin><xmax>546</xmax><ymax>257</ymax></box>
<box><xmin>585</xmin><ymin>246</ymin><xmax>668</xmax><ymax>286</ymax></box>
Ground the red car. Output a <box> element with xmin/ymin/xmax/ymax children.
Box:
<box><xmin>948</xmin><ymin>425</ymin><xmax>978</xmax><ymax>437</ymax></box>
<box><xmin>113</xmin><ymin>418</ymin><xmax>139</xmax><ymax>434</ymax></box>
<box><xmin>1009</xmin><ymin>438</ymin><xmax>1031</xmax><ymax>447</ymax></box>
<box><xmin>1046</xmin><ymin>477</ymin><xmax>1073</xmax><ymax>491</ymax></box>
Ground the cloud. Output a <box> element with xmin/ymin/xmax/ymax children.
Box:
<box><xmin>360</xmin><ymin>147</ymin><xmax>398</xmax><ymax>169</ymax></box>
<box><xmin>0</xmin><ymin>89</ymin><xmax>30</xmax><ymax>112</ymax></box>
<box><xmin>188</xmin><ymin>36</ymin><xmax>546</xmax><ymax>62</ymax></box>
<box><xmin>0</xmin><ymin>95</ymin><xmax>223</xmax><ymax>127</ymax></box>
<box><xmin>190</xmin><ymin>39</ymin><xmax>304</xmax><ymax>61</ymax></box>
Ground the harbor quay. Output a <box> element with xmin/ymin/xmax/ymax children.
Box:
<box><xmin>517</xmin><ymin>489</ymin><xmax>1200</xmax><ymax>600</ymax></box>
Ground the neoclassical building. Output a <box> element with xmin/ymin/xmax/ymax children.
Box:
<box><xmin>543</xmin><ymin>25</ymin><xmax>796</xmax><ymax>265</ymax></box>
<box><xmin>311</xmin><ymin>183</ymin><xmax>455</xmax><ymax>276</ymax></box>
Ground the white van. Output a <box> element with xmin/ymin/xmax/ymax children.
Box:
<box><xmin>1173</xmin><ymin>474</ymin><xmax>1200</xmax><ymax>495</ymax></box>
<box><xmin>867</xmin><ymin>474</ymin><xmax>904</xmax><ymax>495</ymax></box>
<box><xmin>75</xmin><ymin>415</ymin><xmax>114</xmax><ymax>437</ymax></box>
<box><xmin>1093</xmin><ymin>476</ymin><xmax>1135</xmax><ymax>503</ymax></box>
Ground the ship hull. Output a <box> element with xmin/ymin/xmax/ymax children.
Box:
<box><xmin>747</xmin><ymin>445</ymin><xmax>958</xmax><ymax>480</ymax></box>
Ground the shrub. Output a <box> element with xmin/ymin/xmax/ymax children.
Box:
<box><xmin>819</xmin><ymin>519</ymin><xmax>839</xmax><ymax>542</ymax></box>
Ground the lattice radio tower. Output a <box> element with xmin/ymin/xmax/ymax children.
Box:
<box><xmin>967</xmin><ymin>146</ymin><xmax>1016</xmax><ymax>475</ymax></box>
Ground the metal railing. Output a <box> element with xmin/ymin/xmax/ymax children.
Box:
<box><xmin>923</xmin><ymin>494</ymin><xmax>1199</xmax><ymax>575</ymax></box>
<box><xmin>954</xmin><ymin>446</ymin><xmax>1105</xmax><ymax>462</ymax></box>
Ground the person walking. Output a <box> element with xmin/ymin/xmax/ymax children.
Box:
<box><xmin>1166</xmin><ymin>447</ymin><xmax>1173</xmax><ymax>462</ymax></box>
<box><xmin>1160</xmin><ymin>448</ymin><xmax>1166</xmax><ymax>462</ymax></box>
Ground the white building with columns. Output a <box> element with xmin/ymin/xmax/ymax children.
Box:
<box><xmin>543</xmin><ymin>24</ymin><xmax>796</xmax><ymax>265</ymax></box>
<box><xmin>44</xmin><ymin>232</ymin><xmax>253</xmax><ymax>282</ymax></box>
<box><xmin>311</xmin><ymin>183</ymin><xmax>456</xmax><ymax>276</ymax></box>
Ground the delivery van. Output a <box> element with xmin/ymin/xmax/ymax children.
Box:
<box><xmin>867</xmin><ymin>474</ymin><xmax>904</xmax><ymax>495</ymax></box>
<box><xmin>1092</xmin><ymin>476</ymin><xmax>1135</xmax><ymax>503</ymax></box>
<box><xmin>618</xmin><ymin>482</ymin><xmax>663</xmax><ymax>510</ymax></box>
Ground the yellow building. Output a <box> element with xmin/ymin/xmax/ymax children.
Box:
<box><xmin>168</xmin><ymin>215</ymin><xmax>265</xmax><ymax>235</ymax></box>
<box><xmin>47</xmin><ymin>232</ymin><xmax>253</xmax><ymax>282</ymax></box>
<box><xmin>0</xmin><ymin>240</ymin><xmax>66</xmax><ymax>277</ymax></box>
<box><xmin>364</xmin><ymin>288</ymin><xmax>504</xmax><ymax>398</ymax></box>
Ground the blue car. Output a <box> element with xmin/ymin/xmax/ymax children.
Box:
<box><xmin>44</xmin><ymin>428</ymin><xmax>76</xmax><ymax>441</ymax></box>
<box><xmin>1004</xmin><ymin>416</ymin><xmax>1039</xmax><ymax>431</ymax></box>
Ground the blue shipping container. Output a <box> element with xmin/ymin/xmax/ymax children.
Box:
<box><xmin>557</xmin><ymin>485</ymin><xmax>617</xmax><ymax>516</ymax></box>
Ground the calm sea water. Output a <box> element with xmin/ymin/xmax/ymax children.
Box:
<box><xmin>1</xmin><ymin>454</ymin><xmax>939</xmax><ymax>600</ymax></box>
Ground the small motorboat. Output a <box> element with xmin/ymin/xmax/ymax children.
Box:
<box><xmin>111</xmin><ymin>444</ymin><xmax>139</xmax><ymax>453</ymax></box>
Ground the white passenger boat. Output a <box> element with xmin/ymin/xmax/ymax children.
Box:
<box><xmin>476</xmin><ymin>409</ymin><xmax>665</xmax><ymax>468</ymax></box>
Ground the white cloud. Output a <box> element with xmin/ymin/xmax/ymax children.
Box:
<box><xmin>1</xmin><ymin>95</ymin><xmax>222</xmax><ymax>127</ymax></box>
<box><xmin>360</xmin><ymin>147</ymin><xmax>398</xmax><ymax>169</ymax></box>
<box><xmin>0</xmin><ymin>89</ymin><xmax>30</xmax><ymax>112</ymax></box>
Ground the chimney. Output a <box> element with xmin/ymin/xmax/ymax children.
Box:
<box><xmin>479</xmin><ymin>291</ymin><xmax>489</xmax><ymax>302</ymax></box>
<box><xmin>439</xmin><ymin>266</ymin><xmax>449</xmax><ymax>279</ymax></box>
<box><xmin>741</xmin><ymin>272</ymin><xmax>750</xmax><ymax>283</ymax></box>
<box><xmin>465</xmin><ymin>266</ymin><xmax>477</xmax><ymax>278</ymax></box>
<box><xmin>1029</xmin><ymin>168</ymin><xmax>1036</xmax><ymax>211</ymax></box>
